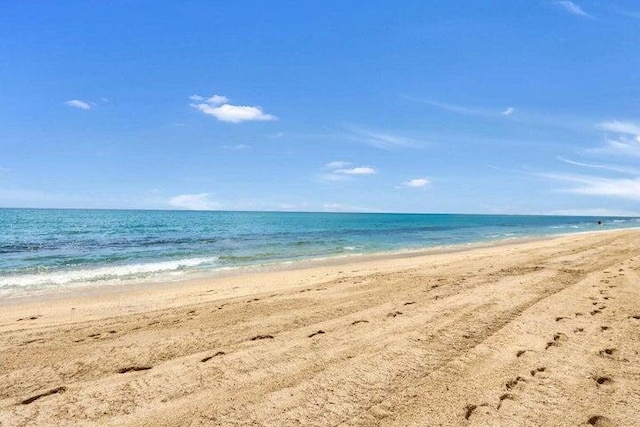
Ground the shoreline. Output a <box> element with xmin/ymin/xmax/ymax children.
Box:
<box><xmin>2</xmin><ymin>226</ymin><xmax>636</xmax><ymax>306</ymax></box>
<box><xmin>1</xmin><ymin>229</ymin><xmax>639</xmax><ymax>426</ymax></box>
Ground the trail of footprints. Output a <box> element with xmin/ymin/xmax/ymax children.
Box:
<box><xmin>463</xmin><ymin>271</ymin><xmax>629</xmax><ymax>425</ymax></box>
<box><xmin>15</xmin><ymin>295</ymin><xmax>422</xmax><ymax>407</ymax></box>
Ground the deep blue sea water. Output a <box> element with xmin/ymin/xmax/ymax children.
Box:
<box><xmin>0</xmin><ymin>209</ymin><xmax>638</xmax><ymax>297</ymax></box>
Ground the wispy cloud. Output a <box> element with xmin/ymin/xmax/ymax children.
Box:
<box><xmin>501</xmin><ymin>107</ymin><xmax>515</xmax><ymax>116</ymax></box>
<box><xmin>221</xmin><ymin>144</ymin><xmax>251</xmax><ymax>151</ymax></box>
<box><xmin>190</xmin><ymin>94</ymin><xmax>276</xmax><ymax>123</ymax></box>
<box><xmin>345</xmin><ymin>126</ymin><xmax>422</xmax><ymax>150</ymax></box>
<box><xmin>593</xmin><ymin>120</ymin><xmax>640</xmax><ymax>157</ymax></box>
<box><xmin>557</xmin><ymin>156</ymin><xmax>640</xmax><ymax>175</ymax></box>
<box><xmin>612</xmin><ymin>7</ymin><xmax>640</xmax><ymax>19</ymax></box>
<box><xmin>554</xmin><ymin>1</ymin><xmax>594</xmax><ymax>18</ymax></box>
<box><xmin>325</xmin><ymin>161</ymin><xmax>351</xmax><ymax>169</ymax></box>
<box><xmin>598</xmin><ymin>120</ymin><xmax>640</xmax><ymax>138</ymax></box>
<box><xmin>542</xmin><ymin>173</ymin><xmax>640</xmax><ymax>200</ymax></box>
<box><xmin>397</xmin><ymin>178</ymin><xmax>430</xmax><ymax>189</ymax></box>
<box><xmin>65</xmin><ymin>99</ymin><xmax>92</xmax><ymax>110</ymax></box>
<box><xmin>169</xmin><ymin>193</ymin><xmax>220</xmax><ymax>210</ymax></box>
<box><xmin>404</xmin><ymin>96</ymin><xmax>489</xmax><ymax>116</ymax></box>
<box><xmin>404</xmin><ymin>96</ymin><xmax>515</xmax><ymax>119</ymax></box>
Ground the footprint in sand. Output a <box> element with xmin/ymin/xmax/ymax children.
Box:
<box><xmin>250</xmin><ymin>334</ymin><xmax>274</xmax><ymax>341</ymax></box>
<box><xmin>387</xmin><ymin>311</ymin><xmax>403</xmax><ymax>318</ymax></box>
<box><xmin>505</xmin><ymin>376</ymin><xmax>526</xmax><ymax>390</ymax></box>
<box><xmin>545</xmin><ymin>332</ymin><xmax>567</xmax><ymax>349</ymax></box>
<box><xmin>497</xmin><ymin>393</ymin><xmax>514</xmax><ymax>409</ymax></box>
<box><xmin>117</xmin><ymin>366</ymin><xmax>152</xmax><ymax>374</ymax></box>
<box><xmin>598</xmin><ymin>348</ymin><xmax>618</xmax><ymax>358</ymax></box>
<box><xmin>545</xmin><ymin>341</ymin><xmax>558</xmax><ymax>350</ymax></box>
<box><xmin>587</xmin><ymin>415</ymin><xmax>615</xmax><ymax>427</ymax></box>
<box><xmin>464</xmin><ymin>404</ymin><xmax>477</xmax><ymax>420</ymax></box>
<box><xmin>554</xmin><ymin>332</ymin><xmax>568</xmax><ymax>342</ymax></box>
<box><xmin>351</xmin><ymin>320</ymin><xmax>369</xmax><ymax>325</ymax></box>
<box><xmin>201</xmin><ymin>351</ymin><xmax>225</xmax><ymax>362</ymax></box>
<box><xmin>530</xmin><ymin>367</ymin><xmax>546</xmax><ymax>377</ymax></box>
<box><xmin>308</xmin><ymin>330</ymin><xmax>325</xmax><ymax>338</ymax></box>
<box><xmin>17</xmin><ymin>315</ymin><xmax>42</xmax><ymax>321</ymax></box>
<box><xmin>594</xmin><ymin>376</ymin><xmax>614</xmax><ymax>387</ymax></box>
<box><xmin>20</xmin><ymin>387</ymin><xmax>66</xmax><ymax>405</ymax></box>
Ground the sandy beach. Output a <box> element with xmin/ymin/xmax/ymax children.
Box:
<box><xmin>1</xmin><ymin>229</ymin><xmax>639</xmax><ymax>426</ymax></box>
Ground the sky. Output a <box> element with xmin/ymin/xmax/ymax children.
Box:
<box><xmin>1</xmin><ymin>0</ymin><xmax>639</xmax><ymax>215</ymax></box>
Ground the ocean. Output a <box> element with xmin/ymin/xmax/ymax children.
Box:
<box><xmin>0</xmin><ymin>208</ymin><xmax>638</xmax><ymax>298</ymax></box>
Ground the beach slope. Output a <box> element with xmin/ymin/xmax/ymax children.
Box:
<box><xmin>1</xmin><ymin>230</ymin><xmax>639</xmax><ymax>426</ymax></box>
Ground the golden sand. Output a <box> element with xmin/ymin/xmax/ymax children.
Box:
<box><xmin>1</xmin><ymin>230</ymin><xmax>639</xmax><ymax>426</ymax></box>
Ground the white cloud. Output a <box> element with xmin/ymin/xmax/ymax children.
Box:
<box><xmin>65</xmin><ymin>99</ymin><xmax>92</xmax><ymax>110</ymax></box>
<box><xmin>501</xmin><ymin>107</ymin><xmax>515</xmax><ymax>116</ymax></box>
<box><xmin>320</xmin><ymin>163</ymin><xmax>377</xmax><ymax>182</ymax></box>
<box><xmin>335</xmin><ymin>167</ymin><xmax>376</xmax><ymax>175</ymax></box>
<box><xmin>554</xmin><ymin>1</ymin><xmax>593</xmax><ymax>18</ymax></box>
<box><xmin>325</xmin><ymin>161</ymin><xmax>351</xmax><ymax>169</ymax></box>
<box><xmin>399</xmin><ymin>178</ymin><xmax>430</xmax><ymax>188</ymax></box>
<box><xmin>205</xmin><ymin>95</ymin><xmax>229</xmax><ymax>105</ymax></box>
<box><xmin>192</xmin><ymin>103</ymin><xmax>276</xmax><ymax>123</ymax></box>
<box><xmin>190</xmin><ymin>94</ymin><xmax>276</xmax><ymax>123</ymax></box>
<box><xmin>169</xmin><ymin>193</ymin><xmax>220</xmax><ymax>210</ymax></box>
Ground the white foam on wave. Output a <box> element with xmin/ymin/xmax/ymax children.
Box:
<box><xmin>0</xmin><ymin>257</ymin><xmax>219</xmax><ymax>289</ymax></box>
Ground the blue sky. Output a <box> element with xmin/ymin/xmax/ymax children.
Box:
<box><xmin>1</xmin><ymin>1</ymin><xmax>639</xmax><ymax>215</ymax></box>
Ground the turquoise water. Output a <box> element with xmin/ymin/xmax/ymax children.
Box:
<box><xmin>0</xmin><ymin>209</ymin><xmax>638</xmax><ymax>297</ymax></box>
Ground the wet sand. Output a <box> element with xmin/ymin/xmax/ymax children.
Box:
<box><xmin>1</xmin><ymin>229</ymin><xmax>639</xmax><ymax>426</ymax></box>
